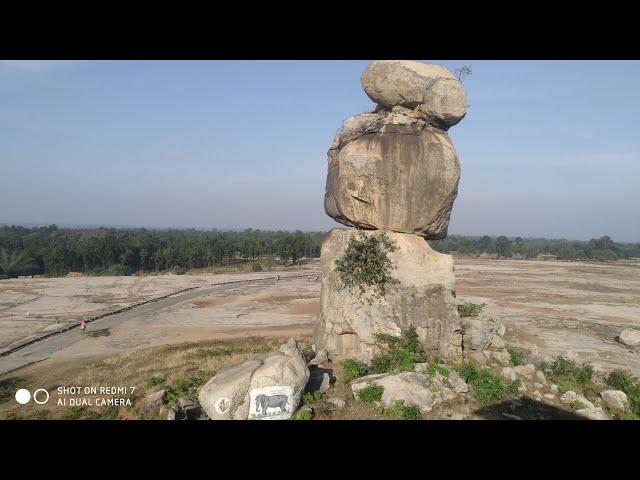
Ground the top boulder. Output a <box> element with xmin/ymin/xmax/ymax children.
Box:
<box><xmin>361</xmin><ymin>60</ymin><xmax>467</xmax><ymax>130</ymax></box>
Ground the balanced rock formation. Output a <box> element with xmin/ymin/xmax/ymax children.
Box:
<box><xmin>312</xmin><ymin>228</ymin><xmax>462</xmax><ymax>361</ymax></box>
<box><xmin>361</xmin><ymin>60</ymin><xmax>467</xmax><ymax>130</ymax></box>
<box><xmin>315</xmin><ymin>60</ymin><xmax>467</xmax><ymax>362</ymax></box>
<box><xmin>324</xmin><ymin>110</ymin><xmax>460</xmax><ymax>239</ymax></box>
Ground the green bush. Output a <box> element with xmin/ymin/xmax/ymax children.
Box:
<box><xmin>294</xmin><ymin>408</ymin><xmax>313</xmax><ymax>420</ymax></box>
<box><xmin>550</xmin><ymin>355</ymin><xmax>577</xmax><ymax>377</ymax></box>
<box><xmin>455</xmin><ymin>362</ymin><xmax>516</xmax><ymax>405</ymax></box>
<box><xmin>371</xmin><ymin>327</ymin><xmax>426</xmax><ymax>373</ymax></box>
<box><xmin>147</xmin><ymin>376</ymin><xmax>165</xmax><ymax>387</ymax></box>
<box><xmin>457</xmin><ymin>302</ymin><xmax>487</xmax><ymax>318</ymax></box>
<box><xmin>173</xmin><ymin>266</ymin><xmax>187</xmax><ymax>275</ymax></box>
<box><xmin>251</xmin><ymin>262</ymin><xmax>262</xmax><ymax>272</ymax></box>
<box><xmin>369</xmin><ymin>354</ymin><xmax>393</xmax><ymax>374</ymax></box>
<box><xmin>507</xmin><ymin>348</ymin><xmax>525</xmax><ymax>366</ymax></box>
<box><xmin>335</xmin><ymin>230</ymin><xmax>398</xmax><ymax>298</ymax></box>
<box><xmin>386</xmin><ymin>400</ymin><xmax>421</xmax><ymax>420</ymax></box>
<box><xmin>302</xmin><ymin>391</ymin><xmax>324</xmax><ymax>404</ymax></box>
<box><xmin>165</xmin><ymin>370</ymin><xmax>213</xmax><ymax>405</ymax></box>
<box><xmin>357</xmin><ymin>383</ymin><xmax>384</xmax><ymax>403</ymax></box>
<box><xmin>341</xmin><ymin>359</ymin><xmax>368</xmax><ymax>384</ymax></box>
<box><xmin>605</xmin><ymin>369</ymin><xmax>640</xmax><ymax>418</ymax></box>
<box><xmin>425</xmin><ymin>362</ymin><xmax>449</xmax><ymax>378</ymax></box>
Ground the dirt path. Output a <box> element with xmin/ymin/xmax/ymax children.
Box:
<box><xmin>0</xmin><ymin>274</ymin><xmax>320</xmax><ymax>376</ymax></box>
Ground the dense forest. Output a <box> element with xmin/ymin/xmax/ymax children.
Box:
<box><xmin>0</xmin><ymin>225</ymin><xmax>323</xmax><ymax>278</ymax></box>
<box><xmin>430</xmin><ymin>234</ymin><xmax>640</xmax><ymax>261</ymax></box>
<box><xmin>0</xmin><ymin>226</ymin><xmax>638</xmax><ymax>279</ymax></box>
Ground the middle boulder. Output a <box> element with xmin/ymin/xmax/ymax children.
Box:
<box><xmin>324</xmin><ymin>110</ymin><xmax>460</xmax><ymax>240</ymax></box>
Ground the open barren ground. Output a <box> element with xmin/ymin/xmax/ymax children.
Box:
<box><xmin>1</xmin><ymin>256</ymin><xmax>638</xmax><ymax>419</ymax></box>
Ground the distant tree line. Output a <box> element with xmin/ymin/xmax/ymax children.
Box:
<box><xmin>0</xmin><ymin>225</ymin><xmax>324</xmax><ymax>278</ymax></box>
<box><xmin>1</xmin><ymin>226</ymin><xmax>638</xmax><ymax>279</ymax></box>
<box><xmin>430</xmin><ymin>235</ymin><xmax>640</xmax><ymax>261</ymax></box>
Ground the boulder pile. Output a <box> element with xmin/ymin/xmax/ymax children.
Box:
<box><xmin>314</xmin><ymin>60</ymin><xmax>468</xmax><ymax>361</ymax></box>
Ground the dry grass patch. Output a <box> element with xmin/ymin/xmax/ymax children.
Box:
<box><xmin>1</xmin><ymin>336</ymin><xmax>310</xmax><ymax>420</ymax></box>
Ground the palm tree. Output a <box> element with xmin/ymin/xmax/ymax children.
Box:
<box><xmin>0</xmin><ymin>248</ymin><xmax>35</xmax><ymax>278</ymax></box>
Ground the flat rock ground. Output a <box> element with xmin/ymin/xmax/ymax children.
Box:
<box><xmin>454</xmin><ymin>256</ymin><xmax>640</xmax><ymax>375</ymax></box>
<box><xmin>0</xmin><ymin>256</ymin><xmax>638</xmax><ymax>418</ymax></box>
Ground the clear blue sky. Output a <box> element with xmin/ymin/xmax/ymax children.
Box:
<box><xmin>1</xmin><ymin>60</ymin><xmax>639</xmax><ymax>241</ymax></box>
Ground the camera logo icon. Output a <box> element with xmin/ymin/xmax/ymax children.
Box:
<box><xmin>15</xmin><ymin>388</ymin><xmax>49</xmax><ymax>405</ymax></box>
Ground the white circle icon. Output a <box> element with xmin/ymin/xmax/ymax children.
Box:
<box><xmin>15</xmin><ymin>389</ymin><xmax>31</xmax><ymax>404</ymax></box>
<box><xmin>33</xmin><ymin>389</ymin><xmax>50</xmax><ymax>404</ymax></box>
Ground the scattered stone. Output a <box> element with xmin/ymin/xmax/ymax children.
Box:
<box><xmin>142</xmin><ymin>389</ymin><xmax>166</xmax><ymax>414</ymax></box>
<box><xmin>351</xmin><ymin>372</ymin><xmax>437</xmax><ymax>412</ymax></box>
<box><xmin>313</xmin><ymin>229</ymin><xmax>462</xmax><ymax>362</ymax></box>
<box><xmin>497</xmin><ymin>323</ymin><xmax>506</xmax><ymax>338</ymax></box>
<box><xmin>534</xmin><ymin>383</ymin><xmax>544</xmax><ymax>390</ymax></box>
<box><xmin>326</xmin><ymin>397</ymin><xmax>346</xmax><ymax>410</ymax></box>
<box><xmin>600</xmin><ymin>390</ymin><xmax>629</xmax><ymax>411</ymax></box>
<box><xmin>550</xmin><ymin>384</ymin><xmax>559</xmax><ymax>394</ymax></box>
<box><xmin>308</xmin><ymin>349</ymin><xmax>329</xmax><ymax>367</ymax></box>
<box><xmin>489</xmin><ymin>334</ymin><xmax>505</xmax><ymax>350</ymax></box>
<box><xmin>159</xmin><ymin>405</ymin><xmax>177</xmax><ymax>420</ymax></box>
<box><xmin>517</xmin><ymin>382</ymin><xmax>527</xmax><ymax>393</ymax></box>
<box><xmin>618</xmin><ymin>328</ymin><xmax>640</xmax><ymax>347</ymax></box>
<box><xmin>198</xmin><ymin>338</ymin><xmax>309</xmax><ymax>420</ymax></box>
<box><xmin>451</xmin><ymin>413</ymin><xmax>467</xmax><ymax>420</ymax></box>
<box><xmin>501</xmin><ymin>367</ymin><xmax>517</xmax><ymax>382</ymax></box>
<box><xmin>535</xmin><ymin>370</ymin><xmax>547</xmax><ymax>383</ymax></box>
<box><xmin>576</xmin><ymin>407</ymin><xmax>609</xmax><ymax>420</ymax></box>
<box><xmin>489</xmin><ymin>349</ymin><xmax>512</xmax><ymax>366</ymax></box>
<box><xmin>560</xmin><ymin>391</ymin><xmax>595</xmax><ymax>410</ymax></box>
<box><xmin>469</xmin><ymin>351</ymin><xmax>488</xmax><ymax>366</ymax></box>
<box><xmin>514</xmin><ymin>364</ymin><xmax>536</xmax><ymax>379</ymax></box>
<box><xmin>460</xmin><ymin>316</ymin><xmax>499</xmax><ymax>352</ymax></box>
<box><xmin>447</xmin><ymin>370</ymin><xmax>469</xmax><ymax>394</ymax></box>
<box><xmin>360</xmin><ymin>60</ymin><xmax>467</xmax><ymax>129</ymax></box>
<box><xmin>543</xmin><ymin>393</ymin><xmax>555</xmax><ymax>400</ymax></box>
<box><xmin>176</xmin><ymin>396</ymin><xmax>204</xmax><ymax>420</ymax></box>
<box><xmin>432</xmin><ymin>374</ymin><xmax>457</xmax><ymax>402</ymax></box>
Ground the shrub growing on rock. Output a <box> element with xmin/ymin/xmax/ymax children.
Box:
<box><xmin>457</xmin><ymin>302</ymin><xmax>487</xmax><ymax>318</ymax></box>
<box><xmin>370</xmin><ymin>327</ymin><xmax>426</xmax><ymax>373</ymax></box>
<box><xmin>335</xmin><ymin>230</ymin><xmax>398</xmax><ymax>298</ymax></box>
<box><xmin>386</xmin><ymin>400</ymin><xmax>422</xmax><ymax>420</ymax></box>
<box><xmin>357</xmin><ymin>383</ymin><xmax>384</xmax><ymax>403</ymax></box>
<box><xmin>605</xmin><ymin>369</ymin><xmax>640</xmax><ymax>418</ymax></box>
<box><xmin>341</xmin><ymin>359</ymin><xmax>369</xmax><ymax>384</ymax></box>
<box><xmin>456</xmin><ymin>362</ymin><xmax>520</xmax><ymax>405</ymax></box>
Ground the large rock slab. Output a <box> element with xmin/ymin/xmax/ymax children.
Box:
<box><xmin>361</xmin><ymin>60</ymin><xmax>467</xmax><ymax>130</ymax></box>
<box><xmin>324</xmin><ymin>113</ymin><xmax>460</xmax><ymax>239</ymax></box>
<box><xmin>198</xmin><ymin>338</ymin><xmax>309</xmax><ymax>420</ymax></box>
<box><xmin>351</xmin><ymin>372</ymin><xmax>436</xmax><ymax>412</ymax></box>
<box><xmin>312</xmin><ymin>228</ymin><xmax>462</xmax><ymax>362</ymax></box>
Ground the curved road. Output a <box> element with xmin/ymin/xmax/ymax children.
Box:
<box><xmin>0</xmin><ymin>273</ymin><xmax>319</xmax><ymax>376</ymax></box>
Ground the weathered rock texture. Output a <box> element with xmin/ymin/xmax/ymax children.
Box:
<box><xmin>324</xmin><ymin>110</ymin><xmax>460</xmax><ymax>239</ymax></box>
<box><xmin>361</xmin><ymin>60</ymin><xmax>467</xmax><ymax>130</ymax></box>
<box><xmin>315</xmin><ymin>60</ymin><xmax>467</xmax><ymax>364</ymax></box>
<box><xmin>312</xmin><ymin>228</ymin><xmax>462</xmax><ymax>361</ymax></box>
<box><xmin>198</xmin><ymin>338</ymin><xmax>309</xmax><ymax>420</ymax></box>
